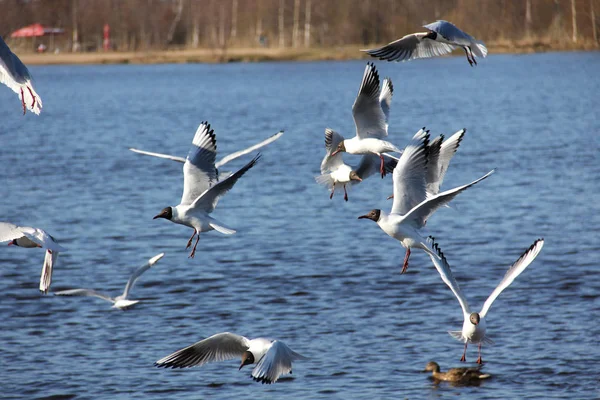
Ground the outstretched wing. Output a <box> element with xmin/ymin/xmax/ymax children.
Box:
<box><xmin>320</xmin><ymin>129</ymin><xmax>346</xmax><ymax>173</ymax></box>
<box><xmin>390</xmin><ymin>129</ymin><xmax>429</xmax><ymax>215</ymax></box>
<box><xmin>191</xmin><ymin>154</ymin><xmax>260</xmax><ymax>213</ymax></box>
<box><xmin>39</xmin><ymin>250</ymin><xmax>59</xmax><ymax>294</ymax></box>
<box><xmin>352</xmin><ymin>62</ymin><xmax>387</xmax><ymax>139</ymax></box>
<box><xmin>379</xmin><ymin>78</ymin><xmax>393</xmax><ymax>132</ymax></box>
<box><xmin>216</xmin><ymin>131</ymin><xmax>283</xmax><ymax>168</ymax></box>
<box><xmin>122</xmin><ymin>253</ymin><xmax>165</xmax><ymax>299</ymax></box>
<box><xmin>362</xmin><ymin>33</ymin><xmax>456</xmax><ymax>62</ymax></box>
<box><xmin>128</xmin><ymin>148</ymin><xmax>187</xmax><ymax>163</ymax></box>
<box><xmin>155</xmin><ymin>332</ymin><xmax>250</xmax><ymax>368</ymax></box>
<box><xmin>252</xmin><ymin>340</ymin><xmax>308</xmax><ymax>384</ymax></box>
<box><xmin>54</xmin><ymin>288</ymin><xmax>114</xmax><ymax>303</ymax></box>
<box><xmin>479</xmin><ymin>239</ymin><xmax>544</xmax><ymax>318</ymax></box>
<box><xmin>426</xmin><ymin>237</ymin><xmax>471</xmax><ymax>317</ymax></box>
<box><xmin>181</xmin><ymin>122</ymin><xmax>218</xmax><ymax>205</ymax></box>
<box><xmin>0</xmin><ymin>221</ymin><xmax>25</xmax><ymax>243</ymax></box>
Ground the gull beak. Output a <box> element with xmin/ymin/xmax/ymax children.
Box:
<box><xmin>357</xmin><ymin>214</ymin><xmax>369</xmax><ymax>219</ymax></box>
<box><xmin>386</xmin><ymin>194</ymin><xmax>394</xmax><ymax>200</ymax></box>
<box><xmin>153</xmin><ymin>214</ymin><xmax>162</xmax><ymax>220</ymax></box>
<box><xmin>330</xmin><ymin>150</ymin><xmax>340</xmax><ymax>157</ymax></box>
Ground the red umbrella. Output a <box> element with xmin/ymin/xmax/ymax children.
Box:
<box><xmin>11</xmin><ymin>24</ymin><xmax>64</xmax><ymax>38</ymax></box>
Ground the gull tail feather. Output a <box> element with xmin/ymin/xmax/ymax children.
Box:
<box><xmin>472</xmin><ymin>41</ymin><xmax>487</xmax><ymax>58</ymax></box>
<box><xmin>448</xmin><ymin>330</ymin><xmax>464</xmax><ymax>341</ymax></box>
<box><xmin>314</xmin><ymin>174</ymin><xmax>334</xmax><ymax>189</ymax></box>
<box><xmin>209</xmin><ymin>222</ymin><xmax>236</xmax><ymax>235</ymax></box>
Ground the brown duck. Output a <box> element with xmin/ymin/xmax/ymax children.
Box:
<box><xmin>423</xmin><ymin>361</ymin><xmax>490</xmax><ymax>383</ymax></box>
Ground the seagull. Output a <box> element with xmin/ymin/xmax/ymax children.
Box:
<box><xmin>358</xmin><ymin>129</ymin><xmax>494</xmax><ymax>273</ymax></box>
<box><xmin>362</xmin><ymin>20</ymin><xmax>488</xmax><ymax>66</ymax></box>
<box><xmin>152</xmin><ymin>122</ymin><xmax>260</xmax><ymax>258</ymax></box>
<box><xmin>0</xmin><ymin>222</ymin><xmax>65</xmax><ymax>293</ymax></box>
<box><xmin>0</xmin><ymin>35</ymin><xmax>42</xmax><ymax>115</ymax></box>
<box><xmin>54</xmin><ymin>253</ymin><xmax>164</xmax><ymax>310</ymax></box>
<box><xmin>330</xmin><ymin>63</ymin><xmax>402</xmax><ymax>178</ymax></box>
<box><xmin>387</xmin><ymin>128</ymin><xmax>465</xmax><ymax>200</ymax></box>
<box><xmin>426</xmin><ymin>237</ymin><xmax>544</xmax><ymax>364</ymax></box>
<box><xmin>129</xmin><ymin>130</ymin><xmax>282</xmax><ymax>178</ymax></box>
<box><xmin>422</xmin><ymin>361</ymin><xmax>490</xmax><ymax>383</ymax></box>
<box><xmin>155</xmin><ymin>332</ymin><xmax>307</xmax><ymax>384</ymax></box>
<box><xmin>315</xmin><ymin>129</ymin><xmax>362</xmax><ymax>201</ymax></box>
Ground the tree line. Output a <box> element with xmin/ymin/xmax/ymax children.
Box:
<box><xmin>1</xmin><ymin>0</ymin><xmax>598</xmax><ymax>52</ymax></box>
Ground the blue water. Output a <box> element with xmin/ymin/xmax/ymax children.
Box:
<box><xmin>1</xmin><ymin>52</ymin><xmax>599</xmax><ymax>399</ymax></box>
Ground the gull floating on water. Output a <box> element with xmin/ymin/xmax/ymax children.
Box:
<box><xmin>422</xmin><ymin>361</ymin><xmax>490</xmax><ymax>383</ymax></box>
<box><xmin>330</xmin><ymin>63</ymin><xmax>402</xmax><ymax>178</ymax></box>
<box><xmin>358</xmin><ymin>129</ymin><xmax>494</xmax><ymax>273</ymax></box>
<box><xmin>54</xmin><ymin>253</ymin><xmax>164</xmax><ymax>310</ymax></box>
<box><xmin>0</xmin><ymin>35</ymin><xmax>42</xmax><ymax>115</ymax></box>
<box><xmin>129</xmin><ymin>130</ymin><xmax>282</xmax><ymax>178</ymax></box>
<box><xmin>0</xmin><ymin>222</ymin><xmax>65</xmax><ymax>293</ymax></box>
<box><xmin>363</xmin><ymin>20</ymin><xmax>488</xmax><ymax>67</ymax></box>
<box><xmin>153</xmin><ymin>122</ymin><xmax>260</xmax><ymax>258</ymax></box>
<box><xmin>155</xmin><ymin>332</ymin><xmax>307</xmax><ymax>384</ymax></box>
<box><xmin>426</xmin><ymin>237</ymin><xmax>544</xmax><ymax>363</ymax></box>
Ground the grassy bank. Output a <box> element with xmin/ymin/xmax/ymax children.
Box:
<box><xmin>19</xmin><ymin>40</ymin><xmax>599</xmax><ymax>66</ymax></box>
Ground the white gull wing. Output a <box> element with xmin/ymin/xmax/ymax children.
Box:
<box><xmin>424</xmin><ymin>20</ymin><xmax>487</xmax><ymax>57</ymax></box>
<box><xmin>362</xmin><ymin>32</ymin><xmax>456</xmax><ymax>62</ymax></box>
<box><xmin>352</xmin><ymin>62</ymin><xmax>387</xmax><ymax>139</ymax></box>
<box><xmin>426</xmin><ymin>237</ymin><xmax>471</xmax><ymax>317</ymax></box>
<box><xmin>216</xmin><ymin>131</ymin><xmax>283</xmax><ymax>168</ymax></box>
<box><xmin>251</xmin><ymin>340</ymin><xmax>308</xmax><ymax>384</ymax></box>
<box><xmin>479</xmin><ymin>239</ymin><xmax>544</xmax><ymax>318</ymax></box>
<box><xmin>39</xmin><ymin>249</ymin><xmax>59</xmax><ymax>294</ymax></box>
<box><xmin>379</xmin><ymin>78</ymin><xmax>393</xmax><ymax>131</ymax></box>
<box><xmin>54</xmin><ymin>289</ymin><xmax>115</xmax><ymax>303</ymax></box>
<box><xmin>128</xmin><ymin>148</ymin><xmax>186</xmax><ymax>163</ymax></box>
<box><xmin>20</xmin><ymin>228</ymin><xmax>66</xmax><ymax>252</ymax></box>
<box><xmin>181</xmin><ymin>122</ymin><xmax>218</xmax><ymax>205</ymax></box>
<box><xmin>121</xmin><ymin>253</ymin><xmax>164</xmax><ymax>299</ymax></box>
<box><xmin>426</xmin><ymin>135</ymin><xmax>444</xmax><ymax>195</ymax></box>
<box><xmin>0</xmin><ymin>222</ymin><xmax>26</xmax><ymax>243</ymax></box>
<box><xmin>433</xmin><ymin>129</ymin><xmax>465</xmax><ymax>194</ymax></box>
<box><xmin>390</xmin><ymin>128</ymin><xmax>429</xmax><ymax>215</ymax></box>
<box><xmin>155</xmin><ymin>332</ymin><xmax>250</xmax><ymax>368</ymax></box>
<box><xmin>191</xmin><ymin>154</ymin><xmax>260</xmax><ymax>213</ymax></box>
<box><xmin>320</xmin><ymin>129</ymin><xmax>346</xmax><ymax>173</ymax></box>
<box><xmin>401</xmin><ymin>169</ymin><xmax>495</xmax><ymax>229</ymax></box>
<box><xmin>129</xmin><ymin>131</ymin><xmax>283</xmax><ymax>168</ymax></box>
<box><xmin>0</xmin><ymin>36</ymin><xmax>42</xmax><ymax>115</ymax></box>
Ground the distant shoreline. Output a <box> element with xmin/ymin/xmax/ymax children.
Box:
<box><xmin>19</xmin><ymin>41</ymin><xmax>599</xmax><ymax>66</ymax></box>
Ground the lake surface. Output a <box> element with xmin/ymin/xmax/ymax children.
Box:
<box><xmin>1</xmin><ymin>52</ymin><xmax>599</xmax><ymax>399</ymax></box>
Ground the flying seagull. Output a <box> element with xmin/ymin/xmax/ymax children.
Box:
<box><xmin>54</xmin><ymin>253</ymin><xmax>164</xmax><ymax>310</ymax></box>
<box><xmin>427</xmin><ymin>237</ymin><xmax>544</xmax><ymax>363</ymax></box>
<box><xmin>155</xmin><ymin>332</ymin><xmax>307</xmax><ymax>384</ymax></box>
<box><xmin>0</xmin><ymin>222</ymin><xmax>65</xmax><ymax>293</ymax></box>
<box><xmin>363</xmin><ymin>20</ymin><xmax>487</xmax><ymax>66</ymax></box>
<box><xmin>152</xmin><ymin>121</ymin><xmax>260</xmax><ymax>258</ymax></box>
<box><xmin>0</xmin><ymin>35</ymin><xmax>42</xmax><ymax>114</ymax></box>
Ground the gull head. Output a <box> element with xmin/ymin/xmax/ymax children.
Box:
<box><xmin>330</xmin><ymin>141</ymin><xmax>346</xmax><ymax>157</ymax></box>
<box><xmin>239</xmin><ymin>351</ymin><xmax>255</xmax><ymax>370</ymax></box>
<box><xmin>424</xmin><ymin>31</ymin><xmax>438</xmax><ymax>40</ymax></box>
<box><xmin>469</xmin><ymin>312</ymin><xmax>480</xmax><ymax>326</ymax></box>
<box><xmin>349</xmin><ymin>171</ymin><xmax>362</xmax><ymax>182</ymax></box>
<box><xmin>358</xmin><ymin>209</ymin><xmax>381</xmax><ymax>222</ymax></box>
<box><xmin>153</xmin><ymin>207</ymin><xmax>173</xmax><ymax>220</ymax></box>
<box><xmin>423</xmin><ymin>361</ymin><xmax>441</xmax><ymax>373</ymax></box>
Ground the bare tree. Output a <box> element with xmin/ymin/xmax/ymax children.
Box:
<box><xmin>572</xmin><ymin>0</ymin><xmax>577</xmax><ymax>42</ymax></box>
<box><xmin>279</xmin><ymin>0</ymin><xmax>285</xmax><ymax>47</ymax></box>
<box><xmin>292</xmin><ymin>0</ymin><xmax>300</xmax><ymax>47</ymax></box>
<box><xmin>304</xmin><ymin>0</ymin><xmax>311</xmax><ymax>47</ymax></box>
<box><xmin>592</xmin><ymin>0</ymin><xmax>598</xmax><ymax>42</ymax></box>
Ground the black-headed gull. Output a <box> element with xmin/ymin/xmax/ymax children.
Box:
<box><xmin>155</xmin><ymin>332</ymin><xmax>307</xmax><ymax>384</ymax></box>
<box><xmin>330</xmin><ymin>63</ymin><xmax>402</xmax><ymax>178</ymax></box>
<box><xmin>427</xmin><ymin>238</ymin><xmax>544</xmax><ymax>364</ymax></box>
<box><xmin>387</xmin><ymin>128</ymin><xmax>465</xmax><ymax>200</ymax></box>
<box><xmin>153</xmin><ymin>122</ymin><xmax>260</xmax><ymax>258</ymax></box>
<box><xmin>358</xmin><ymin>129</ymin><xmax>494</xmax><ymax>273</ymax></box>
<box><xmin>363</xmin><ymin>20</ymin><xmax>487</xmax><ymax>66</ymax></box>
<box><xmin>129</xmin><ymin>130</ymin><xmax>282</xmax><ymax>177</ymax></box>
<box><xmin>0</xmin><ymin>36</ymin><xmax>42</xmax><ymax>115</ymax></box>
<box><xmin>54</xmin><ymin>253</ymin><xmax>164</xmax><ymax>310</ymax></box>
<box><xmin>0</xmin><ymin>222</ymin><xmax>65</xmax><ymax>293</ymax></box>
<box><xmin>422</xmin><ymin>361</ymin><xmax>490</xmax><ymax>383</ymax></box>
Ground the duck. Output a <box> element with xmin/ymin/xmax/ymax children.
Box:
<box><xmin>422</xmin><ymin>361</ymin><xmax>490</xmax><ymax>382</ymax></box>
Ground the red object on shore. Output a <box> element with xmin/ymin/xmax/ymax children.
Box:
<box><xmin>103</xmin><ymin>24</ymin><xmax>110</xmax><ymax>51</ymax></box>
<box><xmin>11</xmin><ymin>24</ymin><xmax>64</xmax><ymax>38</ymax></box>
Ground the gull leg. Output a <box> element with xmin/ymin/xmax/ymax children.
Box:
<box><xmin>400</xmin><ymin>248</ymin><xmax>411</xmax><ymax>274</ymax></box>
<box><xmin>476</xmin><ymin>343</ymin><xmax>483</xmax><ymax>364</ymax></box>
<box><xmin>27</xmin><ymin>86</ymin><xmax>36</xmax><ymax>107</ymax></box>
<box><xmin>189</xmin><ymin>234</ymin><xmax>200</xmax><ymax>258</ymax></box>
<box><xmin>464</xmin><ymin>48</ymin><xmax>473</xmax><ymax>67</ymax></box>
<box><xmin>460</xmin><ymin>342</ymin><xmax>468</xmax><ymax>362</ymax></box>
<box><xmin>468</xmin><ymin>47</ymin><xmax>477</xmax><ymax>66</ymax></box>
<box><xmin>186</xmin><ymin>230</ymin><xmax>196</xmax><ymax>249</ymax></box>
<box><xmin>379</xmin><ymin>155</ymin><xmax>385</xmax><ymax>178</ymax></box>
<box><xmin>20</xmin><ymin>88</ymin><xmax>26</xmax><ymax>115</ymax></box>
<box><xmin>330</xmin><ymin>184</ymin><xmax>335</xmax><ymax>200</ymax></box>
<box><xmin>343</xmin><ymin>185</ymin><xmax>348</xmax><ymax>202</ymax></box>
